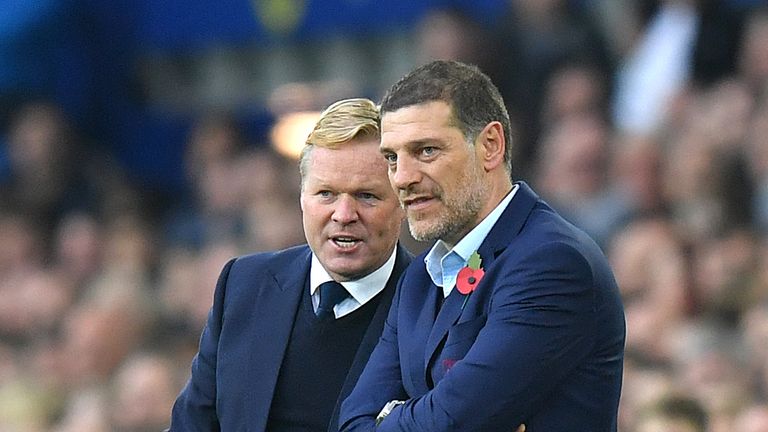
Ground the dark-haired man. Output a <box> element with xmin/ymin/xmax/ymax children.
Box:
<box><xmin>340</xmin><ymin>61</ymin><xmax>625</xmax><ymax>431</ymax></box>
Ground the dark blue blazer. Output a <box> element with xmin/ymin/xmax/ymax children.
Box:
<box><xmin>169</xmin><ymin>244</ymin><xmax>412</xmax><ymax>432</ymax></box>
<box><xmin>340</xmin><ymin>183</ymin><xmax>626</xmax><ymax>431</ymax></box>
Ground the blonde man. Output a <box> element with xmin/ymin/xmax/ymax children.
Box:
<box><xmin>170</xmin><ymin>98</ymin><xmax>410</xmax><ymax>432</ymax></box>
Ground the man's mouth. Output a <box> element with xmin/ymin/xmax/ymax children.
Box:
<box><xmin>331</xmin><ymin>236</ymin><xmax>361</xmax><ymax>249</ymax></box>
<box><xmin>402</xmin><ymin>195</ymin><xmax>435</xmax><ymax>210</ymax></box>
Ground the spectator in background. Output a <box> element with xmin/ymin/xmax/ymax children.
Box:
<box><xmin>490</xmin><ymin>0</ymin><xmax>613</xmax><ymax>178</ymax></box>
<box><xmin>0</xmin><ymin>101</ymin><xmax>127</xmax><ymax>242</ymax></box>
<box><xmin>664</xmin><ymin>78</ymin><xmax>755</xmax><ymax>244</ymax></box>
<box><xmin>610</xmin><ymin>134</ymin><xmax>668</xmax><ymax>219</ymax></box>
<box><xmin>691</xmin><ymin>229</ymin><xmax>761</xmax><ymax>325</ymax></box>
<box><xmin>633</xmin><ymin>394</ymin><xmax>708</xmax><ymax>432</ymax></box>
<box><xmin>0</xmin><ymin>211</ymin><xmax>44</xmax><ymax>284</ymax></box>
<box><xmin>735</xmin><ymin>6</ymin><xmax>768</xmax><ymax>92</ymax></box>
<box><xmin>618</xmin><ymin>362</ymin><xmax>676</xmax><ymax>431</ymax></box>
<box><xmin>165</xmin><ymin>111</ymin><xmax>304</xmax><ymax>253</ymax></box>
<box><xmin>534</xmin><ymin>111</ymin><xmax>631</xmax><ymax>248</ymax></box>
<box><xmin>50</xmin><ymin>387</ymin><xmax>110</xmax><ymax>432</ymax></box>
<box><xmin>110</xmin><ymin>352</ymin><xmax>181</xmax><ymax>432</ymax></box>
<box><xmin>169</xmin><ymin>98</ymin><xmax>410</xmax><ymax>432</ymax></box>
<box><xmin>50</xmin><ymin>211</ymin><xmax>104</xmax><ymax>298</ymax></box>
<box><xmin>675</xmin><ymin>341</ymin><xmax>750</xmax><ymax>431</ymax></box>
<box><xmin>747</xmin><ymin>94</ymin><xmax>768</xmax><ymax>234</ymax></box>
<box><xmin>612</xmin><ymin>0</ymin><xmax>699</xmax><ymax>136</ymax></box>
<box><xmin>0</xmin><ymin>0</ymin><xmax>81</xmax><ymax>130</ymax></box>
<box><xmin>538</xmin><ymin>60</ymin><xmax>610</xmax><ymax>128</ymax></box>
<box><xmin>737</xmin><ymin>8</ymin><xmax>768</xmax><ymax>235</ymax></box>
<box><xmin>238</xmin><ymin>147</ymin><xmax>305</xmax><ymax>252</ymax></box>
<box><xmin>414</xmin><ymin>8</ymin><xmax>495</xmax><ymax>74</ymax></box>
<box><xmin>0</xmin><ymin>102</ymin><xmax>83</xmax><ymax>232</ymax></box>
<box><xmin>733</xmin><ymin>404</ymin><xmax>768</xmax><ymax>432</ymax></box>
<box><xmin>609</xmin><ymin>216</ymin><xmax>690</xmax><ymax>364</ymax></box>
<box><xmin>156</xmin><ymin>241</ymin><xmax>242</xmax><ymax>351</ymax></box>
<box><xmin>164</xmin><ymin>111</ymin><xmax>249</xmax><ymax>250</ymax></box>
<box><xmin>612</xmin><ymin>0</ymin><xmax>746</xmax><ymax>137</ymax></box>
<box><xmin>740</xmin><ymin>302</ymin><xmax>768</xmax><ymax>400</ymax></box>
<box><xmin>48</xmin><ymin>214</ymin><xmax>156</xmax><ymax>387</ymax></box>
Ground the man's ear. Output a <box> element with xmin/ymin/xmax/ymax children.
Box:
<box><xmin>477</xmin><ymin>121</ymin><xmax>506</xmax><ymax>172</ymax></box>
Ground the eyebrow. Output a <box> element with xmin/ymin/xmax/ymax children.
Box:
<box><xmin>381</xmin><ymin>138</ymin><xmax>440</xmax><ymax>153</ymax></box>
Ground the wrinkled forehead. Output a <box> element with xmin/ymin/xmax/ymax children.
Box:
<box><xmin>381</xmin><ymin>101</ymin><xmax>456</xmax><ymax>126</ymax></box>
<box><xmin>380</xmin><ymin>102</ymin><xmax>464</xmax><ymax>149</ymax></box>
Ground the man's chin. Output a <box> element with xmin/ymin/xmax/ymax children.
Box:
<box><xmin>323</xmin><ymin>257</ymin><xmax>371</xmax><ymax>281</ymax></box>
<box><xmin>407</xmin><ymin>222</ymin><xmax>440</xmax><ymax>243</ymax></box>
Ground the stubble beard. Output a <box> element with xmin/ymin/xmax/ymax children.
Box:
<box><xmin>406</xmin><ymin>164</ymin><xmax>487</xmax><ymax>243</ymax></box>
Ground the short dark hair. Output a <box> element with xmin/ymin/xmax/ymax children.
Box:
<box><xmin>380</xmin><ymin>60</ymin><xmax>513</xmax><ymax>175</ymax></box>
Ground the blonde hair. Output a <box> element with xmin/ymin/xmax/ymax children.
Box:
<box><xmin>299</xmin><ymin>98</ymin><xmax>380</xmax><ymax>185</ymax></box>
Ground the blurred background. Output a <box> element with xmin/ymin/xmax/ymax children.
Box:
<box><xmin>1</xmin><ymin>0</ymin><xmax>768</xmax><ymax>430</ymax></box>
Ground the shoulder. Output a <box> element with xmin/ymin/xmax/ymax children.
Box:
<box><xmin>211</xmin><ymin>244</ymin><xmax>311</xmax><ymax>305</ymax></box>
<box><xmin>224</xmin><ymin>244</ymin><xmax>311</xmax><ymax>285</ymax></box>
<box><xmin>505</xmin><ymin>203</ymin><xmax>620</xmax><ymax>297</ymax></box>
<box><xmin>398</xmin><ymin>248</ymin><xmax>431</xmax><ymax>289</ymax></box>
<box><xmin>527</xmin><ymin>202</ymin><xmax>606</xmax><ymax>260</ymax></box>
<box><xmin>232</xmin><ymin>244</ymin><xmax>311</xmax><ymax>269</ymax></box>
<box><xmin>393</xmin><ymin>244</ymin><xmax>415</xmax><ymax>273</ymax></box>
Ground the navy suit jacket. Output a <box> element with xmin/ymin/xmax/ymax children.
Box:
<box><xmin>169</xmin><ymin>244</ymin><xmax>412</xmax><ymax>432</ymax></box>
<box><xmin>340</xmin><ymin>183</ymin><xmax>626</xmax><ymax>431</ymax></box>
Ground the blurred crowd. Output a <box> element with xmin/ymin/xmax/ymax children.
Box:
<box><xmin>1</xmin><ymin>1</ymin><xmax>768</xmax><ymax>431</ymax></box>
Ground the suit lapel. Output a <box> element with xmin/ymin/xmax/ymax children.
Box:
<box><xmin>246</xmin><ymin>248</ymin><xmax>311</xmax><ymax>431</ymax></box>
<box><xmin>423</xmin><ymin>288</ymin><xmax>464</xmax><ymax>384</ymax></box>
<box><xmin>478</xmin><ymin>181</ymin><xmax>539</xmax><ymax>264</ymax></box>
<box><xmin>328</xmin><ymin>246</ymin><xmax>411</xmax><ymax>431</ymax></box>
<box><xmin>421</xmin><ymin>182</ymin><xmax>540</xmax><ymax>385</ymax></box>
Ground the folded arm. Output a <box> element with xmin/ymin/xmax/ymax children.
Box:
<box><xmin>339</xmin><ymin>279</ymin><xmax>409</xmax><ymax>431</ymax></box>
<box><xmin>346</xmin><ymin>242</ymin><xmax>597</xmax><ymax>431</ymax></box>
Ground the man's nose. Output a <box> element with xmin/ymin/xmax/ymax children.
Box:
<box><xmin>331</xmin><ymin>195</ymin><xmax>359</xmax><ymax>224</ymax></box>
<box><xmin>390</xmin><ymin>156</ymin><xmax>420</xmax><ymax>190</ymax></box>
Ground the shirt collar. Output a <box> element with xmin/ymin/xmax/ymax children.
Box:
<box><xmin>425</xmin><ymin>184</ymin><xmax>518</xmax><ymax>296</ymax></box>
<box><xmin>310</xmin><ymin>246</ymin><xmax>397</xmax><ymax>305</ymax></box>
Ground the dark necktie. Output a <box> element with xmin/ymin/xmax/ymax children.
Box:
<box><xmin>316</xmin><ymin>281</ymin><xmax>349</xmax><ymax>321</ymax></box>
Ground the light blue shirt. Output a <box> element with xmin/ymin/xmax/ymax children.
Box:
<box><xmin>425</xmin><ymin>184</ymin><xmax>518</xmax><ymax>298</ymax></box>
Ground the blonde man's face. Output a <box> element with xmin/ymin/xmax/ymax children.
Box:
<box><xmin>300</xmin><ymin>137</ymin><xmax>403</xmax><ymax>281</ymax></box>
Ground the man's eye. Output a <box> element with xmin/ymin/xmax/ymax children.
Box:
<box><xmin>421</xmin><ymin>147</ymin><xmax>436</xmax><ymax>156</ymax></box>
<box><xmin>318</xmin><ymin>191</ymin><xmax>333</xmax><ymax>198</ymax></box>
<box><xmin>358</xmin><ymin>192</ymin><xmax>376</xmax><ymax>201</ymax></box>
<box><xmin>383</xmin><ymin>153</ymin><xmax>397</xmax><ymax>163</ymax></box>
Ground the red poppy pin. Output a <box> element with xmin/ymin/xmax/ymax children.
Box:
<box><xmin>457</xmin><ymin>251</ymin><xmax>484</xmax><ymax>306</ymax></box>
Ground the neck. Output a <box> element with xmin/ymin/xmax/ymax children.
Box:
<box><xmin>478</xmin><ymin>174</ymin><xmax>513</xmax><ymax>221</ymax></box>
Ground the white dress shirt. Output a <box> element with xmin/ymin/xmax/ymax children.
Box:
<box><xmin>309</xmin><ymin>247</ymin><xmax>398</xmax><ymax>319</ymax></box>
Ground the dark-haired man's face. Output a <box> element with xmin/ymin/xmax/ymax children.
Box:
<box><xmin>380</xmin><ymin>101</ymin><xmax>489</xmax><ymax>246</ymax></box>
